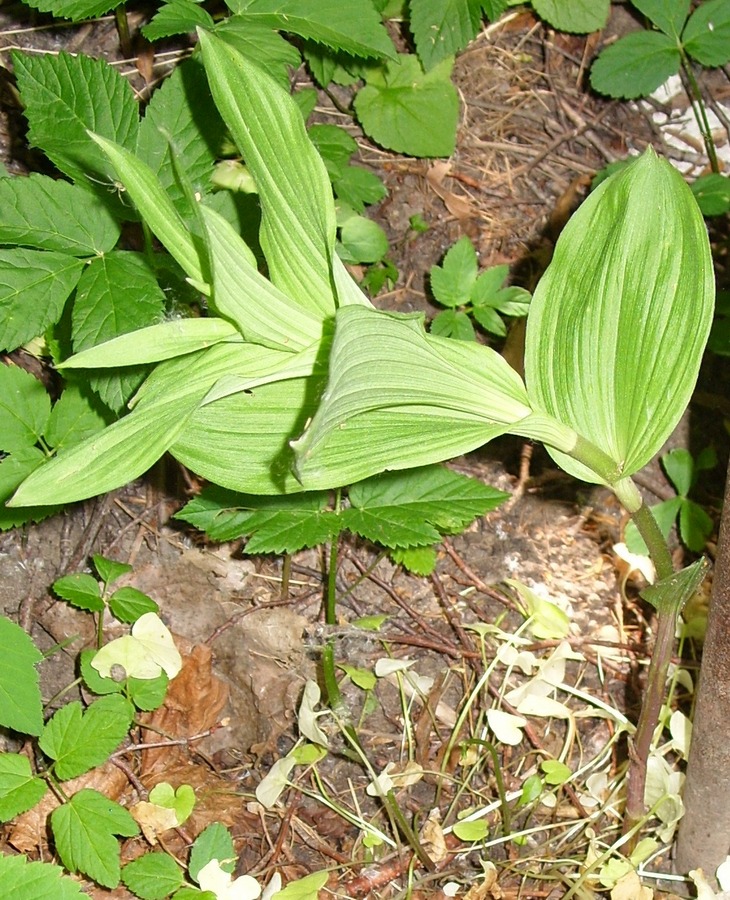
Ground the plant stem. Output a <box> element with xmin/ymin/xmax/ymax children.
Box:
<box><xmin>280</xmin><ymin>553</ymin><xmax>291</xmax><ymax>599</ymax></box>
<box><xmin>621</xmin><ymin>499</ymin><xmax>676</xmax><ymax>845</ymax></box>
<box><xmin>114</xmin><ymin>4</ymin><xmax>133</xmax><ymax>60</ymax></box>
<box><xmin>680</xmin><ymin>52</ymin><xmax>720</xmax><ymax>175</ymax></box>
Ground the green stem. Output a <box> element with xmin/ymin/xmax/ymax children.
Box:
<box><xmin>680</xmin><ymin>51</ymin><xmax>720</xmax><ymax>175</ymax></box>
<box><xmin>114</xmin><ymin>4</ymin><xmax>133</xmax><ymax>60</ymax></box>
<box><xmin>621</xmin><ymin>498</ymin><xmax>677</xmax><ymax>845</ymax></box>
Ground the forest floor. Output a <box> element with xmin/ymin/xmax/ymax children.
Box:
<box><xmin>1</xmin><ymin>4</ymin><xmax>730</xmax><ymax>899</ymax></box>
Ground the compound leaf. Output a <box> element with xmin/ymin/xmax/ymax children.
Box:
<box><xmin>0</xmin><ymin>248</ymin><xmax>84</xmax><ymax>352</ymax></box>
<box><xmin>122</xmin><ymin>853</ymin><xmax>184</xmax><ymax>900</ymax></box>
<box><xmin>39</xmin><ymin>695</ymin><xmax>134</xmax><ymax>780</ymax></box>
<box><xmin>44</xmin><ymin>385</ymin><xmax>111</xmax><ymax>453</ymax></box>
<box><xmin>355</xmin><ymin>55</ymin><xmax>459</xmax><ymax>157</ymax></box>
<box><xmin>0</xmin><ymin>365</ymin><xmax>51</xmax><ymax>453</ymax></box>
<box><xmin>430</xmin><ymin>236</ymin><xmax>478</xmax><ymax>307</ymax></box>
<box><xmin>0</xmin><ymin>854</ymin><xmax>86</xmax><ymax>899</ymax></box>
<box><xmin>51</xmin><ymin>788</ymin><xmax>139</xmax><ymax>888</ymax></box>
<box><xmin>683</xmin><ymin>0</ymin><xmax>730</xmax><ymax>67</ymax></box>
<box><xmin>410</xmin><ymin>0</ymin><xmax>483</xmax><ymax>70</ymax></box>
<box><xmin>12</xmin><ymin>51</ymin><xmax>139</xmax><ymax>189</ymax></box>
<box><xmin>143</xmin><ymin>0</ymin><xmax>215</xmax><ymax>40</ymax></box>
<box><xmin>0</xmin><ymin>174</ymin><xmax>119</xmax><ymax>254</ymax></box>
<box><xmin>21</xmin><ymin>0</ymin><xmax>116</xmax><ymax>20</ymax></box>
<box><xmin>532</xmin><ymin>0</ymin><xmax>609</xmax><ymax>32</ymax></box>
<box><xmin>0</xmin><ymin>616</ymin><xmax>44</xmax><ymax>736</ymax></box>
<box><xmin>0</xmin><ymin>753</ymin><xmax>48</xmax><ymax>821</ymax></box>
<box><xmin>590</xmin><ymin>31</ymin><xmax>679</xmax><ymax>99</ymax></box>
<box><xmin>632</xmin><ymin>0</ymin><xmax>689</xmax><ymax>38</ymax></box>
<box><xmin>223</xmin><ymin>0</ymin><xmax>395</xmax><ymax>60</ymax></box>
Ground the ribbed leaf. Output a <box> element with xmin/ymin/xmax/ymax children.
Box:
<box><xmin>198</xmin><ymin>30</ymin><xmax>337</xmax><ymax>316</ymax></box>
<box><xmin>524</xmin><ymin>148</ymin><xmax>714</xmax><ymax>486</ymax></box>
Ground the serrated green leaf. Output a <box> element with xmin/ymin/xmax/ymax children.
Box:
<box><xmin>632</xmin><ymin>0</ymin><xmax>690</xmax><ymax>38</ymax></box>
<box><xmin>0</xmin><ymin>616</ymin><xmax>44</xmax><ymax>736</ymax></box>
<box><xmin>44</xmin><ymin>385</ymin><xmax>111</xmax><ymax>452</ymax></box>
<box><xmin>348</xmin><ymin>465</ymin><xmax>508</xmax><ymax>536</ymax></box>
<box><xmin>12</xmin><ymin>51</ymin><xmax>139</xmax><ymax>189</ymax></box>
<box><xmin>0</xmin><ymin>447</ymin><xmax>56</xmax><ymax>531</ymax></box>
<box><xmin>40</xmin><ymin>695</ymin><xmax>134</xmax><ymax>780</ymax></box>
<box><xmin>691</xmin><ymin>173</ymin><xmax>730</xmax><ymax>216</ymax></box>
<box><xmin>332</xmin><ymin>166</ymin><xmax>387</xmax><ymax>213</ymax></box>
<box><xmin>431</xmin><ymin>309</ymin><xmax>477</xmax><ymax>340</ymax></box>
<box><xmin>410</xmin><ymin>0</ymin><xmax>482</xmax><ymax>70</ymax></box>
<box><xmin>590</xmin><ymin>31</ymin><xmax>679</xmax><ymax>99</ymax></box>
<box><xmin>21</xmin><ymin>0</ymin><xmax>116</xmax><ymax>20</ymax></box>
<box><xmin>51</xmin><ymin>788</ymin><xmax>138</xmax><ymax>888</ymax></box>
<box><xmin>471</xmin><ymin>305</ymin><xmax>506</xmax><ymax>337</ymax></box>
<box><xmin>0</xmin><ymin>753</ymin><xmax>48</xmax><ymax>821</ymax></box>
<box><xmin>143</xmin><ymin>0</ymin><xmax>215</xmax><ymax>41</ymax></box>
<box><xmin>524</xmin><ymin>149</ymin><xmax>714</xmax><ymax>487</ymax></box>
<box><xmin>683</xmin><ymin>0</ymin><xmax>730</xmax><ymax>67</ymax></box>
<box><xmin>338</xmin><ymin>215</ymin><xmax>389</xmax><ymax>264</ymax></box>
<box><xmin>136</xmin><ymin>59</ymin><xmax>224</xmax><ymax>214</ymax></box>
<box><xmin>0</xmin><ymin>248</ymin><xmax>84</xmax><ymax>351</ymax></box>
<box><xmin>355</xmin><ymin>55</ymin><xmax>459</xmax><ymax>157</ymax></box>
<box><xmin>223</xmin><ymin>0</ymin><xmax>395</xmax><ymax>60</ymax></box>
<box><xmin>198</xmin><ymin>30</ymin><xmax>338</xmax><ymax>315</ymax></box>
<box><xmin>308</xmin><ymin>124</ymin><xmax>358</xmax><ymax>180</ymax></box>
<box><xmin>93</xmin><ymin>554</ymin><xmax>133</xmax><ymax>586</ymax></box>
<box><xmin>0</xmin><ymin>365</ymin><xmax>51</xmax><ymax>452</ymax></box>
<box><xmin>128</xmin><ymin>672</ymin><xmax>169</xmax><ymax>711</ymax></box>
<box><xmin>122</xmin><ymin>852</ymin><xmax>184</xmax><ymax>900</ymax></box>
<box><xmin>212</xmin><ymin>18</ymin><xmax>302</xmax><ymax>87</ymax></box>
<box><xmin>0</xmin><ymin>174</ymin><xmax>120</xmax><ymax>254</ymax></box>
<box><xmin>109</xmin><ymin>587</ymin><xmax>159</xmax><ymax>623</ymax></box>
<box><xmin>0</xmin><ymin>854</ymin><xmax>86</xmax><ymax>899</ymax></box>
<box><xmin>53</xmin><ymin>573</ymin><xmax>104</xmax><ymax>612</ymax></box>
<box><xmin>342</xmin><ymin>506</ymin><xmax>440</xmax><ymax>548</ymax></box>
<box><xmin>430</xmin><ymin>237</ymin><xmax>478</xmax><ymax>307</ymax></box>
<box><xmin>532</xmin><ymin>0</ymin><xmax>609</xmax><ymax>32</ymax></box>
<box><xmin>189</xmin><ymin>823</ymin><xmax>235</xmax><ymax>882</ymax></box>
<box><xmin>79</xmin><ymin>648</ymin><xmax>124</xmax><ymax>696</ymax></box>
<box><xmin>390</xmin><ymin>545</ymin><xmax>437</xmax><ymax>575</ymax></box>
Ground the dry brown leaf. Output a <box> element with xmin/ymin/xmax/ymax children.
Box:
<box><xmin>464</xmin><ymin>862</ymin><xmax>502</xmax><ymax>899</ymax></box>
<box><xmin>129</xmin><ymin>800</ymin><xmax>179</xmax><ymax>845</ymax></box>
<box><xmin>426</xmin><ymin>161</ymin><xmax>475</xmax><ymax>220</ymax></box>
<box><xmin>140</xmin><ymin>643</ymin><xmax>229</xmax><ymax>776</ymax></box>
<box><xmin>419</xmin><ymin>808</ymin><xmax>448</xmax><ymax>864</ymax></box>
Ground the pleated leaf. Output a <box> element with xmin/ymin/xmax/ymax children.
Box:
<box><xmin>524</xmin><ymin>148</ymin><xmax>714</xmax><ymax>486</ymax></box>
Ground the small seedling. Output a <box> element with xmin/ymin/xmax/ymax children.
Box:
<box><xmin>429</xmin><ymin>236</ymin><xmax>531</xmax><ymax>341</ymax></box>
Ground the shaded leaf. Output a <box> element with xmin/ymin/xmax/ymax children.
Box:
<box><xmin>143</xmin><ymin>0</ymin><xmax>215</xmax><ymax>40</ymax></box>
<box><xmin>590</xmin><ymin>31</ymin><xmax>679</xmax><ymax>99</ymax></box>
<box><xmin>0</xmin><ymin>753</ymin><xmax>48</xmax><ymax>821</ymax></box>
<box><xmin>410</xmin><ymin>0</ymin><xmax>482</xmax><ymax>70</ymax></box>
<box><xmin>0</xmin><ymin>617</ymin><xmax>44</xmax><ymax>736</ymax></box>
<box><xmin>122</xmin><ymin>853</ymin><xmax>184</xmax><ymax>900</ymax></box>
<box><xmin>53</xmin><ymin>573</ymin><xmax>104</xmax><ymax>612</ymax></box>
<box><xmin>683</xmin><ymin>0</ymin><xmax>730</xmax><ymax>67</ymax></box>
<box><xmin>0</xmin><ymin>365</ymin><xmax>51</xmax><ymax>452</ymax></box>
<box><xmin>532</xmin><ymin>0</ymin><xmax>609</xmax><ymax>32</ymax></box>
<box><xmin>0</xmin><ymin>855</ymin><xmax>85</xmax><ymax>899</ymax></box>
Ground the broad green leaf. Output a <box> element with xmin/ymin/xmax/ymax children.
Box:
<box><xmin>390</xmin><ymin>545</ymin><xmax>438</xmax><ymax>575</ymax></box>
<box><xmin>0</xmin><ymin>616</ymin><xmax>44</xmax><ymax>736</ymax></box>
<box><xmin>79</xmin><ymin>649</ymin><xmax>124</xmax><ymax>696</ymax></box>
<box><xmin>51</xmin><ymin>788</ymin><xmax>139</xmax><ymax>888</ymax></box>
<box><xmin>430</xmin><ymin>236</ymin><xmax>478</xmax><ymax>307</ymax></box>
<box><xmin>61</xmin><ymin>318</ymin><xmax>243</xmax><ymax>369</ymax></box>
<box><xmin>471</xmin><ymin>305</ymin><xmax>506</xmax><ymax>337</ymax></box>
<box><xmin>176</xmin><ymin>487</ymin><xmax>336</xmax><ymax>552</ymax></box>
<box><xmin>53</xmin><ymin>573</ymin><xmax>104</xmax><ymax>612</ymax></box>
<box><xmin>589</xmin><ymin>31</ymin><xmax>680</xmax><ymax>99</ymax></box>
<box><xmin>44</xmin><ymin>385</ymin><xmax>111</xmax><ymax>452</ymax></box>
<box><xmin>0</xmin><ymin>753</ymin><xmax>48</xmax><ymax>821</ymax></box>
<box><xmin>338</xmin><ymin>215</ymin><xmax>389</xmax><ymax>264</ymax></box>
<box><xmin>524</xmin><ymin>149</ymin><xmax>714</xmax><ymax>487</ymax></box>
<box><xmin>0</xmin><ymin>448</ymin><xmax>56</xmax><ymax>531</ymax></box>
<box><xmin>128</xmin><ymin>672</ymin><xmax>169</xmax><ymax>711</ymax></box>
<box><xmin>189</xmin><ymin>822</ymin><xmax>236</xmax><ymax>881</ymax></box>
<box><xmin>0</xmin><ymin>855</ymin><xmax>86</xmax><ymax>899</ymax></box>
<box><xmin>0</xmin><ymin>365</ymin><xmax>51</xmax><ymax>452</ymax></box>
<box><xmin>452</xmin><ymin>819</ymin><xmax>489</xmax><ymax>841</ymax></box>
<box><xmin>201</xmin><ymin>205</ymin><xmax>323</xmax><ymax>349</ymax></box>
<box><xmin>12</xmin><ymin>51</ymin><xmax>139</xmax><ymax>189</ymax></box>
<box><xmin>40</xmin><ymin>695</ymin><xmax>134</xmax><ymax>780</ymax></box>
<box><xmin>143</xmin><ymin>0</ymin><xmax>215</xmax><ymax>41</ymax></box>
<box><xmin>223</xmin><ymin>0</ymin><xmax>395</xmax><ymax>60</ymax></box>
<box><xmin>198</xmin><ymin>30</ymin><xmax>337</xmax><ymax>315</ymax></box>
<box><xmin>691</xmin><ymin>173</ymin><xmax>730</xmax><ymax>216</ymax></box>
<box><xmin>109</xmin><ymin>587</ymin><xmax>159</xmax><ymax>623</ymax></box>
<box><xmin>149</xmin><ymin>782</ymin><xmax>196</xmax><ymax>824</ymax></box>
<box><xmin>122</xmin><ymin>853</ymin><xmax>184</xmax><ymax>900</ymax></box>
<box><xmin>89</xmin><ymin>135</ymin><xmax>206</xmax><ymax>287</ymax></box>
<box><xmin>531</xmin><ymin>0</ymin><xmax>609</xmax><ymax>32</ymax></box>
<box><xmin>431</xmin><ymin>309</ymin><xmax>476</xmax><ymax>341</ymax></box>
<box><xmin>683</xmin><ymin>0</ymin><xmax>730</xmax><ymax>67</ymax></box>
<box><xmin>309</xmin><ymin>124</ymin><xmax>358</xmax><ymax>180</ymax></box>
<box><xmin>332</xmin><ymin>166</ymin><xmax>388</xmax><ymax>213</ymax></box>
<box><xmin>71</xmin><ymin>252</ymin><xmax>166</xmax><ymax>411</ymax></box>
<box><xmin>212</xmin><ymin>18</ymin><xmax>302</xmax><ymax>87</ymax></box>
<box><xmin>0</xmin><ymin>248</ymin><xmax>84</xmax><ymax>351</ymax></box>
<box><xmin>0</xmin><ymin>174</ymin><xmax>119</xmax><ymax>254</ymax></box>
<box><xmin>21</xmin><ymin>0</ymin><xmax>115</xmax><ymax>20</ymax></box>
<box><xmin>410</xmin><ymin>0</ymin><xmax>482</xmax><ymax>70</ymax></box>
<box><xmin>293</xmin><ymin>304</ymin><xmax>573</xmax><ymax>489</ymax></box>
<box><xmin>344</xmin><ymin>465</ymin><xmax>508</xmax><ymax>547</ymax></box>
<box><xmin>632</xmin><ymin>0</ymin><xmax>690</xmax><ymax>38</ymax></box>
<box><xmin>679</xmin><ymin>500</ymin><xmax>713</xmax><ymax>553</ymax></box>
<box><xmin>274</xmin><ymin>871</ymin><xmax>329</xmax><ymax>900</ymax></box>
<box><xmin>93</xmin><ymin>555</ymin><xmax>133</xmax><ymax>586</ymax></box>
<box><xmin>354</xmin><ymin>55</ymin><xmax>459</xmax><ymax>157</ymax></box>
<box><xmin>662</xmin><ymin>448</ymin><xmax>694</xmax><ymax>496</ymax></box>
<box><xmin>136</xmin><ymin>59</ymin><xmax>224</xmax><ymax>214</ymax></box>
